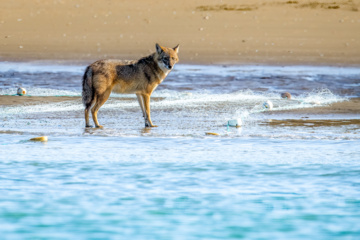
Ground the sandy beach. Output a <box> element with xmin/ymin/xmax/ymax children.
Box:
<box><xmin>1</xmin><ymin>0</ymin><xmax>360</xmax><ymax>66</ymax></box>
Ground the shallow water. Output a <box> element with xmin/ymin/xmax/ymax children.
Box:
<box><xmin>1</xmin><ymin>62</ymin><xmax>360</xmax><ymax>239</ymax></box>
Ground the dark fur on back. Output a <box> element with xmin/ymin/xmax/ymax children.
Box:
<box><xmin>114</xmin><ymin>54</ymin><xmax>161</xmax><ymax>84</ymax></box>
<box><xmin>137</xmin><ymin>55</ymin><xmax>161</xmax><ymax>83</ymax></box>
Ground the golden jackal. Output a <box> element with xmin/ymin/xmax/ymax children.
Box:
<box><xmin>82</xmin><ymin>43</ymin><xmax>179</xmax><ymax>128</ymax></box>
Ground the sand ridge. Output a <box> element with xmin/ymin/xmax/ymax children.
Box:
<box><xmin>196</xmin><ymin>1</ymin><xmax>359</xmax><ymax>12</ymax></box>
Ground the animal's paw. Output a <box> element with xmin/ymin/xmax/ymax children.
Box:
<box><xmin>95</xmin><ymin>125</ymin><xmax>104</xmax><ymax>129</ymax></box>
<box><xmin>145</xmin><ymin>122</ymin><xmax>158</xmax><ymax>128</ymax></box>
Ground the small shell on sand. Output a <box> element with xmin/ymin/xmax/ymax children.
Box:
<box><xmin>29</xmin><ymin>136</ymin><xmax>48</xmax><ymax>142</ymax></box>
<box><xmin>205</xmin><ymin>132</ymin><xmax>220</xmax><ymax>136</ymax></box>
<box><xmin>281</xmin><ymin>92</ymin><xmax>292</xmax><ymax>99</ymax></box>
<box><xmin>263</xmin><ymin>100</ymin><xmax>273</xmax><ymax>110</ymax></box>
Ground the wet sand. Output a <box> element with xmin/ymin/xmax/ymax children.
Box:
<box><xmin>1</xmin><ymin>95</ymin><xmax>359</xmax><ymax>115</ymax></box>
<box><xmin>262</xmin><ymin>118</ymin><xmax>360</xmax><ymax>127</ymax></box>
<box><xmin>1</xmin><ymin>0</ymin><xmax>360</xmax><ymax>66</ymax></box>
<box><xmin>0</xmin><ymin>95</ymin><xmax>165</xmax><ymax>106</ymax></box>
<box><xmin>0</xmin><ymin>96</ymin><xmax>80</xmax><ymax>106</ymax></box>
<box><xmin>264</xmin><ymin>98</ymin><xmax>360</xmax><ymax>115</ymax></box>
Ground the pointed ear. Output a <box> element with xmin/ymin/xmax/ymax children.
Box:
<box><xmin>173</xmin><ymin>44</ymin><xmax>180</xmax><ymax>53</ymax></box>
<box><xmin>156</xmin><ymin>43</ymin><xmax>163</xmax><ymax>54</ymax></box>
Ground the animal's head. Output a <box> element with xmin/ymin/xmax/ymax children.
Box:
<box><xmin>155</xmin><ymin>43</ymin><xmax>179</xmax><ymax>71</ymax></box>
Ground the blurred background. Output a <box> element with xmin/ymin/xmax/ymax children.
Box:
<box><xmin>1</xmin><ymin>0</ymin><xmax>359</xmax><ymax>65</ymax></box>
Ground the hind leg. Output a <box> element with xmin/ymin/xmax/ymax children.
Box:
<box><xmin>85</xmin><ymin>96</ymin><xmax>96</xmax><ymax>128</ymax></box>
<box><xmin>85</xmin><ymin>107</ymin><xmax>92</xmax><ymax>128</ymax></box>
<box><xmin>91</xmin><ymin>89</ymin><xmax>111</xmax><ymax>128</ymax></box>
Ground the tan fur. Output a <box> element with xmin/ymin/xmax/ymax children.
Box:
<box><xmin>82</xmin><ymin>43</ymin><xmax>179</xmax><ymax>128</ymax></box>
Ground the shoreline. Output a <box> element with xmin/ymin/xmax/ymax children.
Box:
<box><xmin>1</xmin><ymin>59</ymin><xmax>360</xmax><ymax>71</ymax></box>
<box><xmin>1</xmin><ymin>52</ymin><xmax>360</xmax><ymax>68</ymax></box>
<box><xmin>1</xmin><ymin>95</ymin><xmax>359</xmax><ymax>116</ymax></box>
<box><xmin>1</xmin><ymin>49</ymin><xmax>360</xmax><ymax>68</ymax></box>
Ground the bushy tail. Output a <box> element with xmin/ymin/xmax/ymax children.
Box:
<box><xmin>82</xmin><ymin>66</ymin><xmax>94</xmax><ymax>108</ymax></box>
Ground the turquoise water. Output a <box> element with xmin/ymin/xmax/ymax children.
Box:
<box><xmin>1</xmin><ymin>135</ymin><xmax>360</xmax><ymax>239</ymax></box>
<box><xmin>1</xmin><ymin>63</ymin><xmax>360</xmax><ymax>239</ymax></box>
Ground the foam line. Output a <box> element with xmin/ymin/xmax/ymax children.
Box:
<box><xmin>0</xmin><ymin>88</ymin><xmax>80</xmax><ymax>97</ymax></box>
<box><xmin>0</xmin><ymin>88</ymin><xmax>346</xmax><ymax>117</ymax></box>
<box><xmin>174</xmin><ymin>64</ymin><xmax>360</xmax><ymax>77</ymax></box>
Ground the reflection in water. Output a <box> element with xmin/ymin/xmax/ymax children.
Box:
<box><xmin>141</xmin><ymin>127</ymin><xmax>152</xmax><ymax>134</ymax></box>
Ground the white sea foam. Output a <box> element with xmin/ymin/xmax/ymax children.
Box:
<box><xmin>0</xmin><ymin>88</ymin><xmax>346</xmax><ymax>131</ymax></box>
<box><xmin>174</xmin><ymin>64</ymin><xmax>360</xmax><ymax>77</ymax></box>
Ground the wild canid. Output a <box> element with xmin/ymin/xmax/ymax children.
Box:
<box><xmin>82</xmin><ymin>43</ymin><xmax>179</xmax><ymax>128</ymax></box>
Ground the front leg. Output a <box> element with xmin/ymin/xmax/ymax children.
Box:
<box><xmin>136</xmin><ymin>93</ymin><xmax>146</xmax><ymax>118</ymax></box>
<box><xmin>142</xmin><ymin>94</ymin><xmax>158</xmax><ymax>127</ymax></box>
